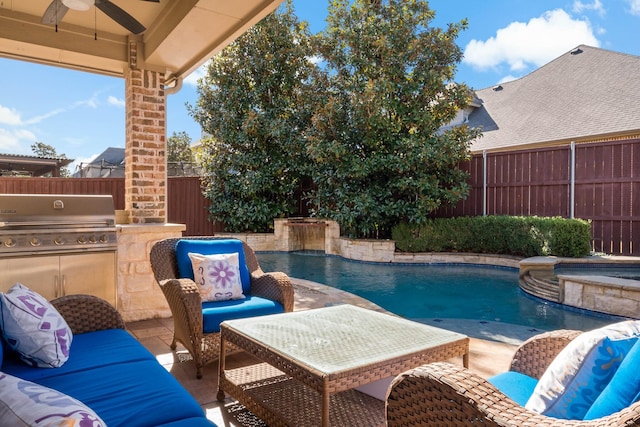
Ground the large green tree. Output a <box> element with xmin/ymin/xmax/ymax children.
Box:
<box><xmin>189</xmin><ymin>0</ymin><xmax>317</xmax><ymax>232</ymax></box>
<box><xmin>167</xmin><ymin>131</ymin><xmax>195</xmax><ymax>163</ymax></box>
<box><xmin>307</xmin><ymin>0</ymin><xmax>480</xmax><ymax>237</ymax></box>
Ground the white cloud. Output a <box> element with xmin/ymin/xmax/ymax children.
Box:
<box><xmin>0</xmin><ymin>105</ymin><xmax>23</xmax><ymax>125</ymax></box>
<box><xmin>463</xmin><ymin>9</ymin><xmax>600</xmax><ymax>72</ymax></box>
<box><xmin>497</xmin><ymin>75</ymin><xmax>519</xmax><ymax>84</ymax></box>
<box><xmin>307</xmin><ymin>55</ymin><xmax>323</xmax><ymax>65</ymax></box>
<box><xmin>24</xmin><ymin>107</ymin><xmax>67</xmax><ymax>125</ymax></box>
<box><xmin>68</xmin><ymin>153</ymin><xmax>99</xmax><ymax>175</ymax></box>
<box><xmin>573</xmin><ymin>0</ymin><xmax>605</xmax><ymax>16</ymax></box>
<box><xmin>184</xmin><ymin>61</ymin><xmax>210</xmax><ymax>86</ymax></box>
<box><xmin>0</xmin><ymin>128</ymin><xmax>36</xmax><ymax>153</ymax></box>
<box><xmin>19</xmin><ymin>94</ymin><xmax>103</xmax><ymax>126</ymax></box>
<box><xmin>627</xmin><ymin>0</ymin><xmax>640</xmax><ymax>15</ymax></box>
<box><xmin>107</xmin><ymin>96</ymin><xmax>125</xmax><ymax>108</ymax></box>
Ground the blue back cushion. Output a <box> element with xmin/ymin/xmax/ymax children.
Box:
<box><xmin>176</xmin><ymin>239</ymin><xmax>251</xmax><ymax>294</ymax></box>
<box><xmin>488</xmin><ymin>371</ymin><xmax>539</xmax><ymax>407</ymax></box>
<box><xmin>2</xmin><ymin>329</ymin><xmax>156</xmax><ymax>382</ymax></box>
<box><xmin>584</xmin><ymin>338</ymin><xmax>640</xmax><ymax>420</ymax></box>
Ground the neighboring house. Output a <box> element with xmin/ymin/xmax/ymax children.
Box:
<box><xmin>73</xmin><ymin>147</ymin><xmax>202</xmax><ymax>178</ymax></box>
<box><xmin>442</xmin><ymin>45</ymin><xmax>640</xmax><ymax>255</ymax></box>
<box><xmin>73</xmin><ymin>147</ymin><xmax>125</xmax><ymax>178</ymax></box>
<box><xmin>467</xmin><ymin>45</ymin><xmax>640</xmax><ymax>153</ymax></box>
<box><xmin>0</xmin><ymin>153</ymin><xmax>73</xmax><ymax>177</ymax></box>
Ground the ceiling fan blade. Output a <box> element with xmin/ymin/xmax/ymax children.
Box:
<box><xmin>41</xmin><ymin>0</ymin><xmax>70</xmax><ymax>26</ymax></box>
<box><xmin>95</xmin><ymin>0</ymin><xmax>146</xmax><ymax>34</ymax></box>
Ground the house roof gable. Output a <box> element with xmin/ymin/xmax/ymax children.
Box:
<box><xmin>467</xmin><ymin>45</ymin><xmax>640</xmax><ymax>153</ymax></box>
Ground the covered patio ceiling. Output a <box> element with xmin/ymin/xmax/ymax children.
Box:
<box><xmin>0</xmin><ymin>0</ymin><xmax>284</xmax><ymax>85</ymax></box>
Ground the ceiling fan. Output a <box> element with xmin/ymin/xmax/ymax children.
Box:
<box><xmin>41</xmin><ymin>0</ymin><xmax>159</xmax><ymax>35</ymax></box>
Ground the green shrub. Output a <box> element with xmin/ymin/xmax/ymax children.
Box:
<box><xmin>392</xmin><ymin>216</ymin><xmax>592</xmax><ymax>257</ymax></box>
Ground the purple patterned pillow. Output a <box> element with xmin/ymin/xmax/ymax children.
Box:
<box><xmin>188</xmin><ymin>252</ymin><xmax>245</xmax><ymax>302</ymax></box>
<box><xmin>0</xmin><ymin>372</ymin><xmax>106</xmax><ymax>426</ymax></box>
<box><xmin>0</xmin><ymin>283</ymin><xmax>73</xmax><ymax>368</ymax></box>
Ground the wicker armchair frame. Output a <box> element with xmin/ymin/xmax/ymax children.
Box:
<box><xmin>150</xmin><ymin>236</ymin><xmax>294</xmax><ymax>379</ymax></box>
<box><xmin>386</xmin><ymin>329</ymin><xmax>640</xmax><ymax>426</ymax></box>
<box><xmin>51</xmin><ymin>294</ymin><xmax>125</xmax><ymax>334</ymax></box>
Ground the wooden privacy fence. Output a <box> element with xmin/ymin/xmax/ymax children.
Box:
<box><xmin>437</xmin><ymin>138</ymin><xmax>640</xmax><ymax>255</ymax></box>
<box><xmin>1</xmin><ymin>138</ymin><xmax>638</xmax><ymax>254</ymax></box>
<box><xmin>0</xmin><ymin>176</ymin><xmax>222</xmax><ymax>236</ymax></box>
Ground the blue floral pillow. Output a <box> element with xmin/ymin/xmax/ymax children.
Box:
<box><xmin>584</xmin><ymin>338</ymin><xmax>640</xmax><ymax>419</ymax></box>
<box><xmin>526</xmin><ymin>320</ymin><xmax>640</xmax><ymax>420</ymax></box>
<box><xmin>0</xmin><ymin>372</ymin><xmax>106</xmax><ymax>426</ymax></box>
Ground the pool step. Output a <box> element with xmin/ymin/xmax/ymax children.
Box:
<box><xmin>519</xmin><ymin>272</ymin><xmax>560</xmax><ymax>302</ymax></box>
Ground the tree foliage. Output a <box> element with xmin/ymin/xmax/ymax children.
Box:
<box><xmin>31</xmin><ymin>141</ymin><xmax>71</xmax><ymax>177</ymax></box>
<box><xmin>307</xmin><ymin>0</ymin><xmax>480</xmax><ymax>237</ymax></box>
<box><xmin>190</xmin><ymin>0</ymin><xmax>480</xmax><ymax>236</ymax></box>
<box><xmin>31</xmin><ymin>142</ymin><xmax>63</xmax><ymax>158</ymax></box>
<box><xmin>167</xmin><ymin>131</ymin><xmax>195</xmax><ymax>163</ymax></box>
<box><xmin>189</xmin><ymin>0</ymin><xmax>317</xmax><ymax>232</ymax></box>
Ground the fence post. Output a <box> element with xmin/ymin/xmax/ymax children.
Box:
<box><xmin>570</xmin><ymin>141</ymin><xmax>575</xmax><ymax>218</ymax></box>
<box><xmin>482</xmin><ymin>150</ymin><xmax>487</xmax><ymax>217</ymax></box>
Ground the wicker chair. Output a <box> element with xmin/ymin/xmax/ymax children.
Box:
<box><xmin>386</xmin><ymin>329</ymin><xmax>640</xmax><ymax>426</ymax></box>
<box><xmin>150</xmin><ymin>236</ymin><xmax>294</xmax><ymax>378</ymax></box>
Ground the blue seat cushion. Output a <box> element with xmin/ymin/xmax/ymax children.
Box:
<box><xmin>2</xmin><ymin>329</ymin><xmax>155</xmax><ymax>382</ymax></box>
<box><xmin>488</xmin><ymin>371</ymin><xmax>539</xmax><ymax>407</ymax></box>
<box><xmin>176</xmin><ymin>239</ymin><xmax>251</xmax><ymax>294</ymax></box>
<box><xmin>157</xmin><ymin>418</ymin><xmax>217</xmax><ymax>427</ymax></box>
<box><xmin>36</xmin><ymin>359</ymin><xmax>207</xmax><ymax>427</ymax></box>
<box><xmin>584</xmin><ymin>338</ymin><xmax>640</xmax><ymax>420</ymax></box>
<box><xmin>203</xmin><ymin>296</ymin><xmax>284</xmax><ymax>333</ymax></box>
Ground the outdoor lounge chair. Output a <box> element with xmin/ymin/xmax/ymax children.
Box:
<box><xmin>386</xmin><ymin>327</ymin><xmax>640</xmax><ymax>426</ymax></box>
<box><xmin>150</xmin><ymin>236</ymin><xmax>294</xmax><ymax>378</ymax></box>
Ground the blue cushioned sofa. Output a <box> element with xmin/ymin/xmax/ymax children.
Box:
<box><xmin>1</xmin><ymin>294</ymin><xmax>216</xmax><ymax>427</ymax></box>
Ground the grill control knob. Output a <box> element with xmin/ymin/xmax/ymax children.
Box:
<box><xmin>99</xmin><ymin>235</ymin><xmax>109</xmax><ymax>243</ymax></box>
<box><xmin>4</xmin><ymin>238</ymin><xmax>16</xmax><ymax>248</ymax></box>
<box><xmin>30</xmin><ymin>237</ymin><xmax>41</xmax><ymax>247</ymax></box>
<box><xmin>89</xmin><ymin>235</ymin><xmax>98</xmax><ymax>244</ymax></box>
<box><xmin>77</xmin><ymin>235</ymin><xmax>87</xmax><ymax>244</ymax></box>
<box><xmin>54</xmin><ymin>237</ymin><xmax>65</xmax><ymax>246</ymax></box>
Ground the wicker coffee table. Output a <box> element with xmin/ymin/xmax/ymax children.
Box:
<box><xmin>217</xmin><ymin>304</ymin><xmax>469</xmax><ymax>427</ymax></box>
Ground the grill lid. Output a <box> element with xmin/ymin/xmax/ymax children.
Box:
<box><xmin>0</xmin><ymin>194</ymin><xmax>115</xmax><ymax>229</ymax></box>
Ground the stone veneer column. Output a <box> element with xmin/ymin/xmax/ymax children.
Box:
<box><xmin>124</xmin><ymin>65</ymin><xmax>166</xmax><ymax>223</ymax></box>
<box><xmin>116</xmin><ymin>223</ymin><xmax>185</xmax><ymax>322</ymax></box>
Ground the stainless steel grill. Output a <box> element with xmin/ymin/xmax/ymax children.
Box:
<box><xmin>0</xmin><ymin>194</ymin><xmax>117</xmax><ymax>257</ymax></box>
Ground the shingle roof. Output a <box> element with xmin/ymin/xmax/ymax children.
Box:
<box><xmin>467</xmin><ymin>45</ymin><xmax>640</xmax><ymax>153</ymax></box>
<box><xmin>88</xmin><ymin>147</ymin><xmax>125</xmax><ymax>166</ymax></box>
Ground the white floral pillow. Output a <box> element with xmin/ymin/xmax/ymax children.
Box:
<box><xmin>0</xmin><ymin>372</ymin><xmax>106</xmax><ymax>426</ymax></box>
<box><xmin>0</xmin><ymin>283</ymin><xmax>73</xmax><ymax>368</ymax></box>
<box><xmin>188</xmin><ymin>252</ymin><xmax>245</xmax><ymax>302</ymax></box>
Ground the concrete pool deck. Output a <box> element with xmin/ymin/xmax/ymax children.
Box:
<box><xmin>126</xmin><ymin>277</ymin><xmax>539</xmax><ymax>426</ymax></box>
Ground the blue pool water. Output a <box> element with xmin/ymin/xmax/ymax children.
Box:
<box><xmin>257</xmin><ymin>252</ymin><xmax>623</xmax><ymax>332</ymax></box>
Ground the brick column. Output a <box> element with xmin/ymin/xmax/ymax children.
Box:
<box><xmin>124</xmin><ymin>63</ymin><xmax>166</xmax><ymax>223</ymax></box>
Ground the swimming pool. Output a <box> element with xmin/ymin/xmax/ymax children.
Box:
<box><xmin>257</xmin><ymin>252</ymin><xmax>623</xmax><ymax>332</ymax></box>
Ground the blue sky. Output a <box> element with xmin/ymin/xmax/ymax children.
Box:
<box><xmin>1</xmin><ymin>0</ymin><xmax>639</xmax><ymax>173</ymax></box>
